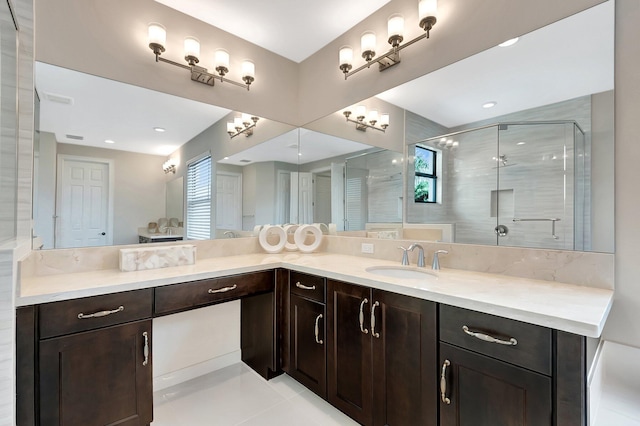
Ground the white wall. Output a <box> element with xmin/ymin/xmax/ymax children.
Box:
<box><xmin>604</xmin><ymin>0</ymin><xmax>640</xmax><ymax>347</ymax></box>
<box><xmin>33</xmin><ymin>131</ymin><xmax>56</xmax><ymax>248</ymax></box>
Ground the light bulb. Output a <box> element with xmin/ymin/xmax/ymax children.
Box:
<box><xmin>388</xmin><ymin>14</ymin><xmax>404</xmax><ymax>46</ymax></box>
<box><xmin>242</xmin><ymin>113</ymin><xmax>252</xmax><ymax>126</ymax></box>
<box><xmin>419</xmin><ymin>0</ymin><xmax>438</xmax><ymax>21</ymax></box>
<box><xmin>234</xmin><ymin>117</ymin><xmax>243</xmax><ymax>129</ymax></box>
<box><xmin>356</xmin><ymin>105</ymin><xmax>366</xmax><ymax>120</ymax></box>
<box><xmin>361</xmin><ymin>31</ymin><xmax>376</xmax><ymax>61</ymax></box>
<box><xmin>380</xmin><ymin>113</ymin><xmax>390</xmax><ymax>127</ymax></box>
<box><xmin>242</xmin><ymin>60</ymin><xmax>255</xmax><ymax>79</ymax></box>
<box><xmin>214</xmin><ymin>49</ymin><xmax>230</xmax><ymax>76</ymax></box>
<box><xmin>227</xmin><ymin>122</ymin><xmax>235</xmax><ymax>134</ymax></box>
<box><xmin>368</xmin><ymin>109</ymin><xmax>379</xmax><ymax>124</ymax></box>
<box><xmin>183</xmin><ymin>37</ymin><xmax>200</xmax><ymax>63</ymax></box>
<box><xmin>148</xmin><ymin>23</ymin><xmax>166</xmax><ymax>51</ymax></box>
<box><xmin>339</xmin><ymin>46</ymin><xmax>353</xmax><ymax>67</ymax></box>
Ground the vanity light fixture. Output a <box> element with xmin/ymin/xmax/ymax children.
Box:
<box><xmin>343</xmin><ymin>106</ymin><xmax>390</xmax><ymax>132</ymax></box>
<box><xmin>147</xmin><ymin>23</ymin><xmax>256</xmax><ymax>91</ymax></box>
<box><xmin>339</xmin><ymin>0</ymin><xmax>438</xmax><ymax>80</ymax></box>
<box><xmin>163</xmin><ymin>158</ymin><xmax>177</xmax><ymax>174</ymax></box>
<box><xmin>227</xmin><ymin>113</ymin><xmax>259</xmax><ymax>139</ymax></box>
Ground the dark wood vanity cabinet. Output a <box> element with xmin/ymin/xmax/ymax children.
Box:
<box><xmin>438</xmin><ymin>304</ymin><xmax>586</xmax><ymax>426</ymax></box>
<box><xmin>19</xmin><ymin>289</ymin><xmax>155</xmax><ymax>426</ymax></box>
<box><xmin>287</xmin><ymin>271</ymin><xmax>327</xmax><ymax>398</ymax></box>
<box><xmin>39</xmin><ymin>320</ymin><xmax>153</xmax><ymax>426</ymax></box>
<box><xmin>326</xmin><ymin>279</ymin><xmax>438</xmax><ymax>426</ymax></box>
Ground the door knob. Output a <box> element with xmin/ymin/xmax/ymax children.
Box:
<box><xmin>494</xmin><ymin>225</ymin><xmax>508</xmax><ymax>237</ymax></box>
<box><xmin>101</xmin><ymin>232</ymin><xmax>106</xmax><ymax>235</ymax></box>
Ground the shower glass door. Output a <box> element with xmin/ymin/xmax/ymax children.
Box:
<box><xmin>496</xmin><ymin>122</ymin><xmax>580</xmax><ymax>249</ymax></box>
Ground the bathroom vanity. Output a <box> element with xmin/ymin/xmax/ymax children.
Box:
<box><xmin>15</xmin><ymin>251</ymin><xmax>612</xmax><ymax>426</ymax></box>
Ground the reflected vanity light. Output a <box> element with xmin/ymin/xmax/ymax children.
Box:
<box><xmin>147</xmin><ymin>23</ymin><xmax>256</xmax><ymax>91</ymax></box>
<box><xmin>343</xmin><ymin>106</ymin><xmax>390</xmax><ymax>132</ymax></box>
<box><xmin>227</xmin><ymin>114</ymin><xmax>260</xmax><ymax>139</ymax></box>
<box><xmin>163</xmin><ymin>158</ymin><xmax>177</xmax><ymax>174</ymax></box>
<box><xmin>339</xmin><ymin>0</ymin><xmax>438</xmax><ymax>79</ymax></box>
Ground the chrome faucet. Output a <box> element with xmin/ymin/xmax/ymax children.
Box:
<box><xmin>408</xmin><ymin>243</ymin><xmax>426</xmax><ymax>267</ymax></box>
<box><xmin>432</xmin><ymin>249</ymin><xmax>449</xmax><ymax>270</ymax></box>
<box><xmin>223</xmin><ymin>231</ymin><xmax>237</xmax><ymax>238</ymax></box>
<box><xmin>398</xmin><ymin>246</ymin><xmax>410</xmax><ymax>265</ymax></box>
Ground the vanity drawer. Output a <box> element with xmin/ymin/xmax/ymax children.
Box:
<box><xmin>39</xmin><ymin>288</ymin><xmax>153</xmax><ymax>339</ymax></box>
<box><xmin>439</xmin><ymin>304</ymin><xmax>552</xmax><ymax>375</ymax></box>
<box><xmin>154</xmin><ymin>270</ymin><xmax>274</xmax><ymax>315</ymax></box>
<box><xmin>290</xmin><ymin>271</ymin><xmax>325</xmax><ymax>303</ymax></box>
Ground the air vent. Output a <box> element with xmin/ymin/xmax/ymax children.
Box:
<box><xmin>66</xmin><ymin>134</ymin><xmax>84</xmax><ymax>140</ymax></box>
<box><xmin>44</xmin><ymin>92</ymin><xmax>74</xmax><ymax>105</ymax></box>
<box><xmin>240</xmin><ymin>159</ymin><xmax>252</xmax><ymax>163</ymax></box>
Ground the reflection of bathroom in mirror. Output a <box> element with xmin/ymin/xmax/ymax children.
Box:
<box><xmin>165</xmin><ymin>177</ymin><xmax>183</xmax><ymax>224</ymax></box>
<box><xmin>304</xmin><ymin>1</ymin><xmax>614</xmax><ymax>253</ymax></box>
<box><xmin>32</xmin><ymin>1</ymin><xmax>614</xmax><ymax>253</ymax></box>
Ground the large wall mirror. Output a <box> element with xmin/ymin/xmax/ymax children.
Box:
<box><xmin>33</xmin><ymin>1</ymin><xmax>613</xmax><ymax>254</ymax></box>
<box><xmin>32</xmin><ymin>63</ymin><xmax>297</xmax><ymax>249</ymax></box>
<box><xmin>302</xmin><ymin>1</ymin><xmax>614</xmax><ymax>253</ymax></box>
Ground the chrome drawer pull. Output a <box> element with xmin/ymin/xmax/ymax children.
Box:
<box><xmin>77</xmin><ymin>305</ymin><xmax>124</xmax><ymax>319</ymax></box>
<box><xmin>314</xmin><ymin>314</ymin><xmax>324</xmax><ymax>345</ymax></box>
<box><xmin>371</xmin><ymin>301</ymin><xmax>380</xmax><ymax>338</ymax></box>
<box><xmin>142</xmin><ymin>331</ymin><xmax>149</xmax><ymax>366</ymax></box>
<box><xmin>208</xmin><ymin>284</ymin><xmax>238</xmax><ymax>294</ymax></box>
<box><xmin>440</xmin><ymin>359</ymin><xmax>451</xmax><ymax>404</ymax></box>
<box><xmin>462</xmin><ymin>325</ymin><xmax>518</xmax><ymax>346</ymax></box>
<box><xmin>359</xmin><ymin>298</ymin><xmax>369</xmax><ymax>334</ymax></box>
<box><xmin>295</xmin><ymin>281</ymin><xmax>316</xmax><ymax>290</ymax></box>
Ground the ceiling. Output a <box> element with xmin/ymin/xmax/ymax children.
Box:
<box><xmin>35</xmin><ymin>1</ymin><xmax>614</xmax><ymax>159</ymax></box>
<box><xmin>153</xmin><ymin>0</ymin><xmax>391</xmax><ymax>63</ymax></box>
<box><xmin>377</xmin><ymin>1</ymin><xmax>614</xmax><ymax>127</ymax></box>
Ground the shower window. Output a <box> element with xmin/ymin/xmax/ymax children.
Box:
<box><xmin>414</xmin><ymin>145</ymin><xmax>437</xmax><ymax>203</ymax></box>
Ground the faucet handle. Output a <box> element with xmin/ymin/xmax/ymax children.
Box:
<box><xmin>398</xmin><ymin>246</ymin><xmax>410</xmax><ymax>266</ymax></box>
<box><xmin>432</xmin><ymin>250</ymin><xmax>449</xmax><ymax>270</ymax></box>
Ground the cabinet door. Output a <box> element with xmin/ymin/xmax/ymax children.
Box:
<box><xmin>289</xmin><ymin>294</ymin><xmax>326</xmax><ymax>398</ymax></box>
<box><xmin>327</xmin><ymin>280</ymin><xmax>373</xmax><ymax>425</ymax></box>
<box><xmin>440</xmin><ymin>343</ymin><xmax>552</xmax><ymax>426</ymax></box>
<box><xmin>39</xmin><ymin>320</ymin><xmax>153</xmax><ymax>426</ymax></box>
<box><xmin>371</xmin><ymin>290</ymin><xmax>437</xmax><ymax>426</ymax></box>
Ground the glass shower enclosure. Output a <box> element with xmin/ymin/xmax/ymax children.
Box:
<box><xmin>408</xmin><ymin>121</ymin><xmax>587</xmax><ymax>250</ymax></box>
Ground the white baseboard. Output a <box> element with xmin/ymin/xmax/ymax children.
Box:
<box><xmin>153</xmin><ymin>350</ymin><xmax>241</xmax><ymax>391</ymax></box>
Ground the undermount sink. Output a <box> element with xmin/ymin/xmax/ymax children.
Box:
<box><xmin>366</xmin><ymin>266</ymin><xmax>438</xmax><ymax>280</ymax></box>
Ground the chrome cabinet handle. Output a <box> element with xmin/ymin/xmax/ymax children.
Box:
<box><xmin>208</xmin><ymin>284</ymin><xmax>237</xmax><ymax>294</ymax></box>
<box><xmin>371</xmin><ymin>301</ymin><xmax>380</xmax><ymax>338</ymax></box>
<box><xmin>314</xmin><ymin>314</ymin><xmax>323</xmax><ymax>344</ymax></box>
<box><xmin>359</xmin><ymin>298</ymin><xmax>369</xmax><ymax>334</ymax></box>
<box><xmin>142</xmin><ymin>331</ymin><xmax>149</xmax><ymax>366</ymax></box>
<box><xmin>77</xmin><ymin>305</ymin><xmax>124</xmax><ymax>319</ymax></box>
<box><xmin>462</xmin><ymin>325</ymin><xmax>518</xmax><ymax>346</ymax></box>
<box><xmin>295</xmin><ymin>281</ymin><xmax>316</xmax><ymax>290</ymax></box>
<box><xmin>440</xmin><ymin>359</ymin><xmax>451</xmax><ymax>404</ymax></box>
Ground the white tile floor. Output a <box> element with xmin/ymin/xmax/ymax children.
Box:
<box><xmin>151</xmin><ymin>363</ymin><xmax>359</xmax><ymax>426</ymax></box>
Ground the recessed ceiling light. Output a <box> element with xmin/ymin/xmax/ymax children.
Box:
<box><xmin>104</xmin><ymin>139</ymin><xmax>115</xmax><ymax>144</ymax></box>
<box><xmin>154</xmin><ymin>127</ymin><xmax>166</xmax><ymax>132</ymax></box>
<box><xmin>498</xmin><ymin>37</ymin><xmax>519</xmax><ymax>47</ymax></box>
<box><xmin>517</xmin><ymin>142</ymin><xmax>526</xmax><ymax>145</ymax></box>
<box><xmin>482</xmin><ymin>101</ymin><xmax>497</xmax><ymax>109</ymax></box>
<box><xmin>223</xmin><ymin>157</ymin><xmax>229</xmax><ymax>160</ymax></box>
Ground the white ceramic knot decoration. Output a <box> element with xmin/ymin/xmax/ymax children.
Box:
<box><xmin>294</xmin><ymin>224</ymin><xmax>323</xmax><ymax>253</ymax></box>
<box><xmin>283</xmin><ymin>224</ymin><xmax>300</xmax><ymax>251</ymax></box>
<box><xmin>258</xmin><ymin>225</ymin><xmax>287</xmax><ymax>253</ymax></box>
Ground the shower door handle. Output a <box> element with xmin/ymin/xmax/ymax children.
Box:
<box><xmin>494</xmin><ymin>224</ymin><xmax>509</xmax><ymax>237</ymax></box>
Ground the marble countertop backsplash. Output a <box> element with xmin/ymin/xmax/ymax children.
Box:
<box><xmin>17</xmin><ymin>236</ymin><xmax>614</xmax><ymax>338</ymax></box>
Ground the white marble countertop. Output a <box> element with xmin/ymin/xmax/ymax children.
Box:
<box><xmin>17</xmin><ymin>252</ymin><xmax>613</xmax><ymax>338</ymax></box>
